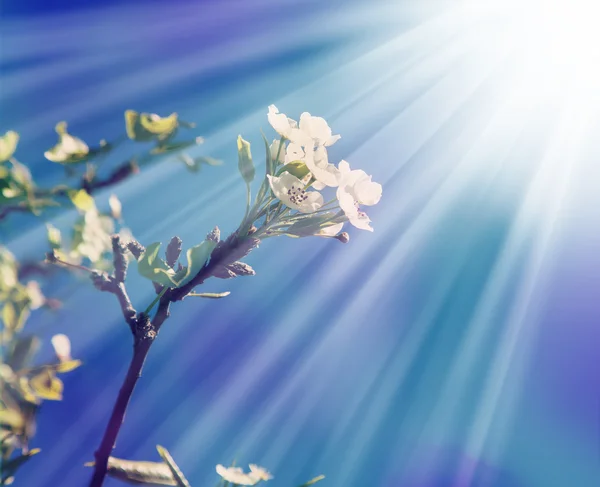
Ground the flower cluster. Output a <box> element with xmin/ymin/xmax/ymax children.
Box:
<box><xmin>265</xmin><ymin>105</ymin><xmax>382</xmax><ymax>233</ymax></box>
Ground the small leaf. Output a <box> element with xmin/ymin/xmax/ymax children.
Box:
<box><xmin>151</xmin><ymin>139</ymin><xmax>198</xmax><ymax>155</ymax></box>
<box><xmin>137</xmin><ymin>242</ymin><xmax>179</xmax><ymax>288</ymax></box>
<box><xmin>0</xmin><ymin>448</ymin><xmax>40</xmax><ymax>482</ymax></box>
<box><xmin>0</xmin><ymin>131</ymin><xmax>19</xmax><ymax>163</ymax></box>
<box><xmin>68</xmin><ymin>189</ymin><xmax>95</xmax><ymax>212</ymax></box>
<box><xmin>277</xmin><ymin>160</ymin><xmax>310</xmax><ymax>180</ymax></box>
<box><xmin>86</xmin><ymin>456</ymin><xmax>177</xmax><ymax>486</ymax></box>
<box><xmin>46</xmin><ymin>224</ymin><xmax>62</xmax><ymax>250</ymax></box>
<box><xmin>54</xmin><ymin>359</ymin><xmax>82</xmax><ymax>373</ymax></box>
<box><xmin>173</xmin><ymin>239</ymin><xmax>217</xmax><ymax>287</ymax></box>
<box><xmin>44</xmin><ymin>122</ymin><xmax>89</xmax><ymax>164</ymax></box>
<box><xmin>297</xmin><ymin>475</ymin><xmax>325</xmax><ymax>486</ymax></box>
<box><xmin>7</xmin><ymin>336</ymin><xmax>40</xmax><ymax>371</ymax></box>
<box><xmin>28</xmin><ymin>369</ymin><xmax>63</xmax><ymax>401</ymax></box>
<box><xmin>261</xmin><ymin>131</ymin><xmax>274</xmax><ymax>176</ymax></box>
<box><xmin>196</xmin><ymin>156</ymin><xmax>223</xmax><ymax>166</ymax></box>
<box><xmin>237</xmin><ymin>135</ymin><xmax>255</xmax><ymax>184</ymax></box>
<box><xmin>125</xmin><ymin>110</ymin><xmax>153</xmax><ymax>142</ymax></box>
<box><xmin>187</xmin><ymin>291</ymin><xmax>231</xmax><ymax>299</ymax></box>
<box><xmin>156</xmin><ymin>445</ymin><xmax>191</xmax><ymax>487</ymax></box>
<box><xmin>140</xmin><ymin>113</ymin><xmax>179</xmax><ymax>139</ymax></box>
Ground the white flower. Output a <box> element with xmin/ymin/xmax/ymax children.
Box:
<box><xmin>216</xmin><ymin>465</ymin><xmax>258</xmax><ymax>485</ymax></box>
<box><xmin>75</xmin><ymin>210</ymin><xmax>114</xmax><ymax>263</ymax></box>
<box><xmin>44</xmin><ymin>122</ymin><xmax>89</xmax><ymax>164</ymax></box>
<box><xmin>108</xmin><ymin>194</ymin><xmax>122</xmax><ymax>221</ymax></box>
<box><xmin>285</xmin><ymin>144</ymin><xmax>339</xmax><ymax>188</ymax></box>
<box><xmin>25</xmin><ymin>281</ymin><xmax>45</xmax><ymax>310</ymax></box>
<box><xmin>0</xmin><ymin>130</ymin><xmax>19</xmax><ymax>163</ymax></box>
<box><xmin>267</xmin><ymin>105</ymin><xmax>309</xmax><ymax>145</ymax></box>
<box><xmin>298</xmin><ymin>112</ymin><xmax>341</xmax><ymax>147</ymax></box>
<box><xmin>267</xmin><ymin>172</ymin><xmax>323</xmax><ymax>213</ymax></box>
<box><xmin>249</xmin><ymin>464</ymin><xmax>273</xmax><ymax>482</ymax></box>
<box><xmin>51</xmin><ymin>334</ymin><xmax>72</xmax><ymax>362</ymax></box>
<box><xmin>336</xmin><ymin>160</ymin><xmax>382</xmax><ymax>232</ymax></box>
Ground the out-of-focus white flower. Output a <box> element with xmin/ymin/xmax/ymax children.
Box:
<box><xmin>269</xmin><ymin>139</ymin><xmax>286</xmax><ymax>164</ymax></box>
<box><xmin>216</xmin><ymin>465</ymin><xmax>258</xmax><ymax>485</ymax></box>
<box><xmin>51</xmin><ymin>334</ymin><xmax>72</xmax><ymax>362</ymax></box>
<box><xmin>44</xmin><ymin>122</ymin><xmax>89</xmax><ymax>164</ymax></box>
<box><xmin>336</xmin><ymin>160</ymin><xmax>382</xmax><ymax>232</ymax></box>
<box><xmin>267</xmin><ymin>172</ymin><xmax>323</xmax><ymax>213</ymax></box>
<box><xmin>249</xmin><ymin>464</ymin><xmax>273</xmax><ymax>482</ymax></box>
<box><xmin>25</xmin><ymin>281</ymin><xmax>45</xmax><ymax>310</ymax></box>
<box><xmin>108</xmin><ymin>194</ymin><xmax>122</xmax><ymax>221</ymax></box>
<box><xmin>75</xmin><ymin>210</ymin><xmax>114</xmax><ymax>263</ymax></box>
<box><xmin>0</xmin><ymin>130</ymin><xmax>19</xmax><ymax>163</ymax></box>
<box><xmin>298</xmin><ymin>112</ymin><xmax>341</xmax><ymax>147</ymax></box>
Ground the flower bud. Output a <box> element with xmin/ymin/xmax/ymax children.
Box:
<box><xmin>335</xmin><ymin>232</ymin><xmax>350</xmax><ymax>244</ymax></box>
<box><xmin>206</xmin><ymin>226</ymin><xmax>221</xmax><ymax>243</ymax></box>
<box><xmin>237</xmin><ymin>135</ymin><xmax>255</xmax><ymax>184</ymax></box>
<box><xmin>51</xmin><ymin>334</ymin><xmax>72</xmax><ymax>362</ymax></box>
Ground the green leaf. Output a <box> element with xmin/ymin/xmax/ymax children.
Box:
<box><xmin>2</xmin><ymin>301</ymin><xmax>30</xmax><ymax>334</ymax></box>
<box><xmin>125</xmin><ymin>110</ymin><xmax>154</xmax><ymax>142</ymax></box>
<box><xmin>7</xmin><ymin>336</ymin><xmax>40</xmax><ymax>371</ymax></box>
<box><xmin>86</xmin><ymin>456</ymin><xmax>177</xmax><ymax>486</ymax></box>
<box><xmin>137</xmin><ymin>243</ymin><xmax>179</xmax><ymax>288</ymax></box>
<box><xmin>140</xmin><ymin>113</ymin><xmax>179</xmax><ymax>139</ymax></box>
<box><xmin>297</xmin><ymin>475</ymin><xmax>326</xmax><ymax>486</ymax></box>
<box><xmin>261</xmin><ymin>131</ymin><xmax>274</xmax><ymax>176</ymax></box>
<box><xmin>277</xmin><ymin>160</ymin><xmax>310</xmax><ymax>180</ymax></box>
<box><xmin>67</xmin><ymin>189</ymin><xmax>95</xmax><ymax>212</ymax></box>
<box><xmin>45</xmin><ymin>224</ymin><xmax>62</xmax><ymax>250</ymax></box>
<box><xmin>151</xmin><ymin>139</ymin><xmax>200</xmax><ymax>155</ymax></box>
<box><xmin>27</xmin><ymin>369</ymin><xmax>63</xmax><ymax>401</ymax></box>
<box><xmin>196</xmin><ymin>156</ymin><xmax>223</xmax><ymax>166</ymax></box>
<box><xmin>187</xmin><ymin>291</ymin><xmax>231</xmax><ymax>299</ymax></box>
<box><xmin>156</xmin><ymin>445</ymin><xmax>191</xmax><ymax>487</ymax></box>
<box><xmin>0</xmin><ymin>448</ymin><xmax>40</xmax><ymax>484</ymax></box>
<box><xmin>0</xmin><ymin>131</ymin><xmax>19</xmax><ymax>163</ymax></box>
<box><xmin>173</xmin><ymin>240</ymin><xmax>217</xmax><ymax>287</ymax></box>
<box><xmin>237</xmin><ymin>135</ymin><xmax>255</xmax><ymax>184</ymax></box>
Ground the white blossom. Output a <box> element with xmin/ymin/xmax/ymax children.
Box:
<box><xmin>44</xmin><ymin>122</ymin><xmax>89</xmax><ymax>163</ymax></box>
<box><xmin>336</xmin><ymin>160</ymin><xmax>382</xmax><ymax>231</ymax></box>
<box><xmin>75</xmin><ymin>210</ymin><xmax>114</xmax><ymax>263</ymax></box>
<box><xmin>51</xmin><ymin>334</ymin><xmax>72</xmax><ymax>362</ymax></box>
<box><xmin>249</xmin><ymin>464</ymin><xmax>273</xmax><ymax>482</ymax></box>
<box><xmin>267</xmin><ymin>105</ymin><xmax>310</xmax><ymax>145</ymax></box>
<box><xmin>267</xmin><ymin>172</ymin><xmax>323</xmax><ymax>213</ymax></box>
<box><xmin>285</xmin><ymin>144</ymin><xmax>339</xmax><ymax>188</ymax></box>
<box><xmin>216</xmin><ymin>465</ymin><xmax>258</xmax><ymax>485</ymax></box>
<box><xmin>298</xmin><ymin>112</ymin><xmax>341</xmax><ymax>147</ymax></box>
<box><xmin>108</xmin><ymin>194</ymin><xmax>122</xmax><ymax>221</ymax></box>
<box><xmin>25</xmin><ymin>281</ymin><xmax>45</xmax><ymax>310</ymax></box>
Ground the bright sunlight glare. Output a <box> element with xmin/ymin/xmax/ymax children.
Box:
<box><xmin>464</xmin><ymin>0</ymin><xmax>600</xmax><ymax>87</ymax></box>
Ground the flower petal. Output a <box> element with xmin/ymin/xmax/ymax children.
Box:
<box><xmin>268</xmin><ymin>105</ymin><xmax>295</xmax><ymax>139</ymax></box>
<box><xmin>304</xmin><ymin>147</ymin><xmax>339</xmax><ymax>187</ymax></box>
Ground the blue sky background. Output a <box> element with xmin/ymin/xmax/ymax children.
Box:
<box><xmin>2</xmin><ymin>1</ymin><xmax>600</xmax><ymax>486</ymax></box>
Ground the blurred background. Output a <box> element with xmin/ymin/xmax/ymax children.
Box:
<box><xmin>1</xmin><ymin>0</ymin><xmax>600</xmax><ymax>486</ymax></box>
